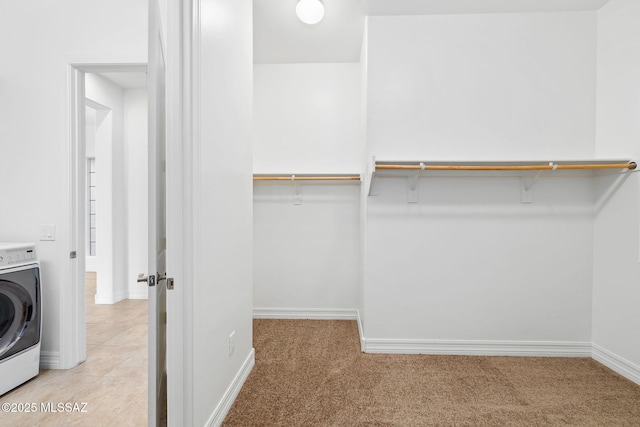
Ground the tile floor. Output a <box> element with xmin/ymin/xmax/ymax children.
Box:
<box><xmin>0</xmin><ymin>273</ymin><xmax>148</xmax><ymax>426</ymax></box>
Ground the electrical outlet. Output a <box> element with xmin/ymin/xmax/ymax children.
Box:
<box><xmin>228</xmin><ymin>331</ymin><xmax>236</xmax><ymax>356</ymax></box>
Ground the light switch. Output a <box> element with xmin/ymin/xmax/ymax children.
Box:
<box><xmin>40</xmin><ymin>224</ymin><xmax>56</xmax><ymax>241</ymax></box>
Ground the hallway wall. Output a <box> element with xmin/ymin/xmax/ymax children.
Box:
<box><xmin>84</xmin><ymin>77</ymin><xmax>148</xmax><ymax>302</ymax></box>
<box><xmin>0</xmin><ymin>0</ymin><xmax>147</xmax><ymax>367</ymax></box>
<box><xmin>192</xmin><ymin>0</ymin><xmax>255</xmax><ymax>424</ymax></box>
<box><xmin>85</xmin><ymin>73</ymin><xmax>127</xmax><ymax>304</ymax></box>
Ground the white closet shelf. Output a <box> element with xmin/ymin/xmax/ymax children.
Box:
<box><xmin>368</xmin><ymin>158</ymin><xmax>637</xmax><ymax>200</ymax></box>
<box><xmin>253</xmin><ymin>174</ymin><xmax>361</xmax><ymax>205</ymax></box>
<box><xmin>373</xmin><ymin>159</ymin><xmax>635</xmax><ymax>172</ymax></box>
<box><xmin>253</xmin><ymin>173</ymin><xmax>361</xmax><ymax>182</ymax></box>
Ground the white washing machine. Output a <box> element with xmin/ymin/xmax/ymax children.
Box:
<box><xmin>0</xmin><ymin>243</ymin><xmax>41</xmax><ymax>396</ymax></box>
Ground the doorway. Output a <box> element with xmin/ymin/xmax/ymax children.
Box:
<box><xmin>68</xmin><ymin>63</ymin><xmax>150</xmax><ymax>422</ymax></box>
<box><xmin>83</xmin><ymin>71</ymin><xmax>149</xmax><ymax>304</ymax></box>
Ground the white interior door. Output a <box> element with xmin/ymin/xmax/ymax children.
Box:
<box><xmin>147</xmin><ymin>0</ymin><xmax>168</xmax><ymax>425</ymax></box>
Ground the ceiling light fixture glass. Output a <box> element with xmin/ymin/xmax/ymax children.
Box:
<box><xmin>296</xmin><ymin>0</ymin><xmax>324</xmax><ymax>25</ymax></box>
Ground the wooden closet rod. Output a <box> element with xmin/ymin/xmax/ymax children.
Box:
<box><xmin>375</xmin><ymin>162</ymin><xmax>637</xmax><ymax>172</ymax></box>
<box><xmin>253</xmin><ymin>175</ymin><xmax>361</xmax><ymax>181</ymax></box>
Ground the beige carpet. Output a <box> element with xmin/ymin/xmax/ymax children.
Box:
<box><xmin>223</xmin><ymin>320</ymin><xmax>640</xmax><ymax>426</ymax></box>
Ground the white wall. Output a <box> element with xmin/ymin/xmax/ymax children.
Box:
<box><xmin>366</xmin><ymin>13</ymin><xmax>597</xmax><ymax>161</ymax></box>
<box><xmin>0</xmin><ymin>0</ymin><xmax>147</xmax><ymax>366</ymax></box>
<box><xmin>124</xmin><ymin>88</ymin><xmax>149</xmax><ymax>299</ymax></box>
<box><xmin>365</xmin><ymin>176</ymin><xmax>595</xmax><ymax>343</ymax></box>
<box><xmin>253</xmin><ymin>63</ymin><xmax>363</xmax><ymax>174</ymax></box>
<box><xmin>86</xmin><ymin>107</ymin><xmax>97</xmax><ymax>158</ymax></box>
<box><xmin>358</xmin><ymin>23</ymin><xmax>369</xmax><ymax>339</ymax></box>
<box><xmin>593</xmin><ymin>0</ymin><xmax>640</xmax><ymax>383</ymax></box>
<box><xmin>362</xmin><ymin>12</ymin><xmax>598</xmax><ymax>350</ymax></box>
<box><xmin>85</xmin><ymin>107</ymin><xmax>97</xmax><ymax>272</ymax></box>
<box><xmin>253</xmin><ymin>63</ymin><xmax>362</xmax><ymax>315</ymax></box>
<box><xmin>86</xmin><ymin>74</ymin><xmax>127</xmax><ymax>304</ymax></box>
<box><xmin>0</xmin><ymin>0</ymin><xmax>147</xmax><ymax>365</ymax></box>
<box><xmin>85</xmin><ymin>77</ymin><xmax>147</xmax><ymax>302</ymax></box>
<box><xmin>253</xmin><ymin>184</ymin><xmax>361</xmax><ymax>313</ymax></box>
<box><xmin>193</xmin><ymin>0</ymin><xmax>254</xmax><ymax>424</ymax></box>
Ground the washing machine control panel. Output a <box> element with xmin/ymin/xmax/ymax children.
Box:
<box><xmin>0</xmin><ymin>245</ymin><xmax>38</xmax><ymax>268</ymax></box>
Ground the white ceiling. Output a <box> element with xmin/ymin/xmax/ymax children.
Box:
<box><xmin>98</xmin><ymin>72</ymin><xmax>147</xmax><ymax>90</ymax></box>
<box><xmin>253</xmin><ymin>0</ymin><xmax>611</xmax><ymax>64</ymax></box>
<box><xmin>253</xmin><ymin>0</ymin><xmax>365</xmax><ymax>64</ymax></box>
<box><xmin>365</xmin><ymin>0</ymin><xmax>611</xmax><ymax>16</ymax></box>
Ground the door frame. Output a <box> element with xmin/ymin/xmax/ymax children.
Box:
<box><xmin>66</xmin><ymin>3</ymin><xmax>191</xmax><ymax>425</ymax></box>
<box><xmin>66</xmin><ymin>61</ymin><xmax>147</xmax><ymax>371</ymax></box>
<box><xmin>165</xmin><ymin>1</ymin><xmax>191</xmax><ymax>423</ymax></box>
<box><xmin>163</xmin><ymin>1</ymin><xmax>193</xmax><ymax>424</ymax></box>
<box><xmin>66</xmin><ymin>59</ymin><xmax>188</xmax><ymax>424</ymax></box>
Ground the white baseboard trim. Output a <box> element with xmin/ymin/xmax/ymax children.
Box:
<box><xmin>94</xmin><ymin>291</ymin><xmax>128</xmax><ymax>305</ymax></box>
<box><xmin>94</xmin><ymin>295</ymin><xmax>115</xmax><ymax>304</ymax></box>
<box><xmin>221</xmin><ymin>316</ymin><xmax>640</xmax><ymax>386</ymax></box>
<box><xmin>207</xmin><ymin>348</ymin><xmax>255</xmax><ymax>427</ymax></box>
<box><xmin>253</xmin><ymin>307</ymin><xmax>359</xmax><ymax>320</ymax></box>
<box><xmin>94</xmin><ymin>290</ymin><xmax>147</xmax><ymax>302</ymax></box>
<box><xmin>126</xmin><ymin>290</ymin><xmax>149</xmax><ymax>300</ymax></box>
<box><xmin>356</xmin><ymin>310</ymin><xmax>366</xmax><ymax>352</ymax></box>
<box><xmin>592</xmin><ymin>344</ymin><xmax>640</xmax><ymax>386</ymax></box>
<box><xmin>364</xmin><ymin>338</ymin><xmax>592</xmax><ymax>357</ymax></box>
<box><xmin>39</xmin><ymin>351</ymin><xmax>60</xmax><ymax>369</ymax></box>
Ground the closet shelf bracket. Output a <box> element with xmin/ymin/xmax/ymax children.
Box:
<box><xmin>408</xmin><ymin>174</ymin><xmax>419</xmax><ymax>203</ymax></box>
<box><xmin>521</xmin><ymin>167</ymin><xmax>547</xmax><ymax>203</ymax></box>
<box><xmin>293</xmin><ymin>179</ymin><xmax>302</xmax><ymax>205</ymax></box>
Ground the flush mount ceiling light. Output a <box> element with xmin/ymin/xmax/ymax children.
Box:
<box><xmin>296</xmin><ymin>0</ymin><xmax>325</xmax><ymax>25</ymax></box>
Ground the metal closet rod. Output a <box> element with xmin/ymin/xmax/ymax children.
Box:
<box><xmin>375</xmin><ymin>162</ymin><xmax>637</xmax><ymax>171</ymax></box>
<box><xmin>253</xmin><ymin>174</ymin><xmax>361</xmax><ymax>181</ymax></box>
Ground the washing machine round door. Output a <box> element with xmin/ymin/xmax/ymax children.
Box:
<box><xmin>0</xmin><ymin>281</ymin><xmax>33</xmax><ymax>358</ymax></box>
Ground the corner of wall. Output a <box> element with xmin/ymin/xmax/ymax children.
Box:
<box><xmin>592</xmin><ymin>344</ymin><xmax>640</xmax><ymax>386</ymax></box>
<box><xmin>206</xmin><ymin>349</ymin><xmax>255</xmax><ymax>427</ymax></box>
